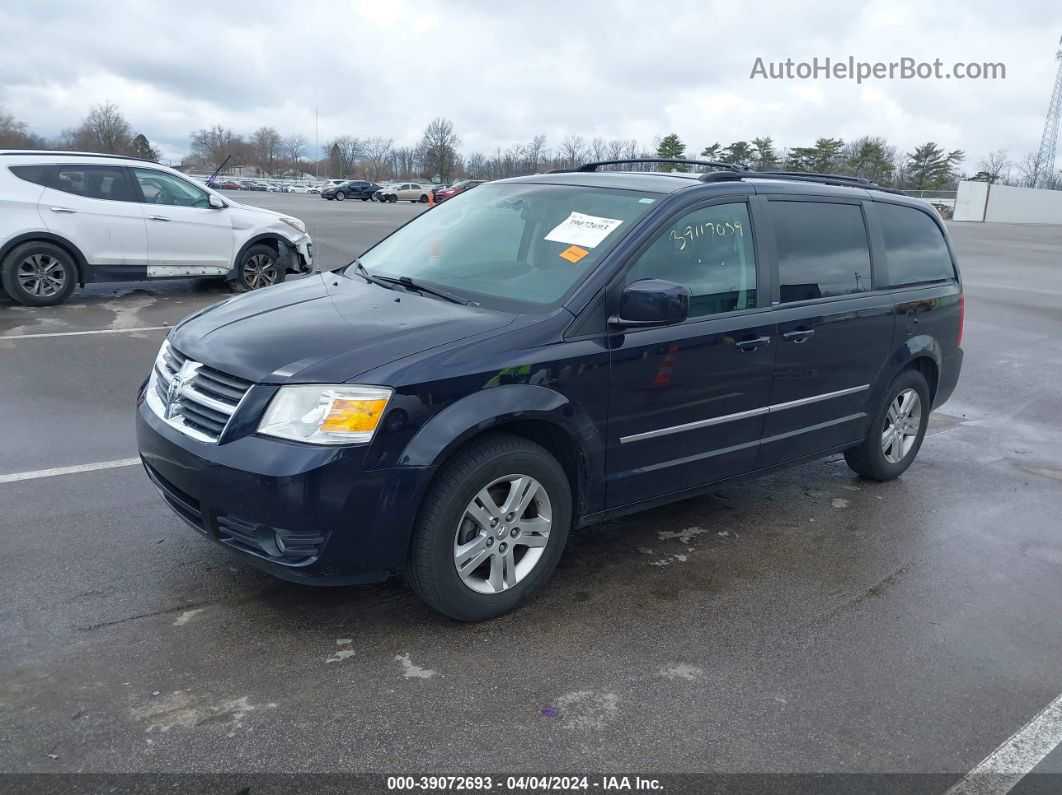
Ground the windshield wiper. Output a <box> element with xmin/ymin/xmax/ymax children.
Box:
<box><xmin>349</xmin><ymin>259</ymin><xmax>398</xmax><ymax>291</ymax></box>
<box><xmin>377</xmin><ymin>274</ymin><xmax>473</xmax><ymax>306</ymax></box>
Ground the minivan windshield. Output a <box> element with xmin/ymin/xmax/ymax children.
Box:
<box><xmin>349</xmin><ymin>182</ymin><xmax>661</xmax><ymax>310</ymax></box>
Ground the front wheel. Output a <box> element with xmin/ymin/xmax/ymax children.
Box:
<box><xmin>405</xmin><ymin>434</ymin><xmax>572</xmax><ymax>621</ymax></box>
<box><xmin>844</xmin><ymin>369</ymin><xmax>930</xmax><ymax>481</ymax></box>
<box><xmin>228</xmin><ymin>244</ymin><xmax>286</xmax><ymax>293</ymax></box>
<box><xmin>418</xmin><ymin>194</ymin><xmax>429</xmax><ymax>203</ymax></box>
<box><xmin>335</xmin><ymin>191</ymin><xmax>346</xmax><ymax>201</ymax></box>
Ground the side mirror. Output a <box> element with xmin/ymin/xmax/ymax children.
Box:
<box><xmin>609</xmin><ymin>279</ymin><xmax>690</xmax><ymax>329</ymax></box>
<box><xmin>208</xmin><ymin>194</ymin><xmax>226</xmax><ymax>209</ymax></box>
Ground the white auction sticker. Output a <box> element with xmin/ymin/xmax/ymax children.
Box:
<box><xmin>544</xmin><ymin>211</ymin><xmax>624</xmax><ymax>248</ymax></box>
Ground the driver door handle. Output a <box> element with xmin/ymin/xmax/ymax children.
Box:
<box><xmin>49</xmin><ymin>206</ymin><xmax>76</xmax><ymax>213</ymax></box>
<box><xmin>783</xmin><ymin>329</ymin><xmax>816</xmax><ymax>343</ymax></box>
<box><xmin>735</xmin><ymin>336</ymin><xmax>771</xmax><ymax>351</ymax></box>
<box><xmin>148</xmin><ymin>215</ymin><xmax>171</xmax><ymax>222</ymax></box>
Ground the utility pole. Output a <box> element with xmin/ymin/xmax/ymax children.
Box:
<box><xmin>315</xmin><ymin>107</ymin><xmax>319</xmax><ymax>179</ymax></box>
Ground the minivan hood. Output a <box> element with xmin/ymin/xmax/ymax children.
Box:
<box><xmin>169</xmin><ymin>273</ymin><xmax>516</xmax><ymax>384</ymax></box>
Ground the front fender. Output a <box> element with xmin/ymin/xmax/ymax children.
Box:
<box><xmin>396</xmin><ymin>383</ymin><xmax>597</xmax><ymax>467</ymax></box>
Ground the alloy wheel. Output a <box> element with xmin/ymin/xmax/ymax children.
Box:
<box><xmin>242</xmin><ymin>254</ymin><xmax>278</xmax><ymax>289</ymax></box>
<box><xmin>453</xmin><ymin>474</ymin><xmax>552</xmax><ymax>594</ymax></box>
<box><xmin>16</xmin><ymin>254</ymin><xmax>67</xmax><ymax>298</ymax></box>
<box><xmin>881</xmin><ymin>388</ymin><xmax>922</xmax><ymax>464</ymax></box>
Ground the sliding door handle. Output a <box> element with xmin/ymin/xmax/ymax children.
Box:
<box><xmin>783</xmin><ymin>329</ymin><xmax>816</xmax><ymax>343</ymax></box>
<box><xmin>147</xmin><ymin>215</ymin><xmax>171</xmax><ymax>222</ymax></box>
<box><xmin>49</xmin><ymin>206</ymin><xmax>76</xmax><ymax>213</ymax></box>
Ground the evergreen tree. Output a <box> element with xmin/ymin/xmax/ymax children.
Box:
<box><xmin>131</xmin><ymin>133</ymin><xmax>161</xmax><ymax>162</ymax></box>
<box><xmin>656</xmin><ymin>133</ymin><xmax>686</xmax><ymax>171</ymax></box>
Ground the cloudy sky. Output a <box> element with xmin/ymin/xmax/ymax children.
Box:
<box><xmin>2</xmin><ymin>0</ymin><xmax>1061</xmax><ymax>172</ymax></box>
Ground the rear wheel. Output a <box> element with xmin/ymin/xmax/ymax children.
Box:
<box><xmin>228</xmin><ymin>244</ymin><xmax>285</xmax><ymax>293</ymax></box>
<box><xmin>844</xmin><ymin>369</ymin><xmax>930</xmax><ymax>481</ymax></box>
<box><xmin>405</xmin><ymin>434</ymin><xmax>572</xmax><ymax>621</ymax></box>
<box><xmin>1</xmin><ymin>241</ymin><xmax>77</xmax><ymax>307</ymax></box>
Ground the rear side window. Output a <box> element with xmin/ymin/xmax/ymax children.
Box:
<box><xmin>54</xmin><ymin>165</ymin><xmax>136</xmax><ymax>202</ymax></box>
<box><xmin>9</xmin><ymin>164</ymin><xmax>54</xmax><ymax>187</ymax></box>
<box><xmin>771</xmin><ymin>201</ymin><xmax>872</xmax><ymax>303</ymax></box>
<box><xmin>878</xmin><ymin>203</ymin><xmax>955</xmax><ymax>286</ymax></box>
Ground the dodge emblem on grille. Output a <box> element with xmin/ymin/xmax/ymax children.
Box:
<box><xmin>164</xmin><ymin>374</ymin><xmax>183</xmax><ymax>419</ymax></box>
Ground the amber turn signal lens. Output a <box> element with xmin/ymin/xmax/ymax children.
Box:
<box><xmin>319</xmin><ymin>398</ymin><xmax>388</xmax><ymax>433</ymax></box>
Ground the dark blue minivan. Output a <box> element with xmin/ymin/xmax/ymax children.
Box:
<box><xmin>136</xmin><ymin>159</ymin><xmax>964</xmax><ymax>620</ymax></box>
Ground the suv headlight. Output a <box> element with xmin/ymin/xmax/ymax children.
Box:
<box><xmin>280</xmin><ymin>216</ymin><xmax>306</xmax><ymax>233</ymax></box>
<box><xmin>257</xmin><ymin>385</ymin><xmax>392</xmax><ymax>445</ymax></box>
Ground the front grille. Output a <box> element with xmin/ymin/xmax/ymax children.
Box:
<box><xmin>151</xmin><ymin>344</ymin><xmax>253</xmax><ymax>443</ymax></box>
<box><xmin>217</xmin><ymin>514</ymin><xmax>326</xmax><ymax>567</ymax></box>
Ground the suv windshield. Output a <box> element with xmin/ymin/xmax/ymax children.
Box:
<box><xmin>350</xmin><ymin>182</ymin><xmax>660</xmax><ymax>310</ymax></box>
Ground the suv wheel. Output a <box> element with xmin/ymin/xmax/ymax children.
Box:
<box><xmin>844</xmin><ymin>369</ymin><xmax>930</xmax><ymax>481</ymax></box>
<box><xmin>335</xmin><ymin>191</ymin><xmax>346</xmax><ymax>201</ymax></box>
<box><xmin>228</xmin><ymin>244</ymin><xmax>285</xmax><ymax>293</ymax></box>
<box><xmin>406</xmin><ymin>434</ymin><xmax>572</xmax><ymax>621</ymax></box>
<box><xmin>1</xmin><ymin>242</ymin><xmax>77</xmax><ymax>307</ymax></box>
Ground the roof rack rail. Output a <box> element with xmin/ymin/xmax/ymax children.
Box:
<box><xmin>555</xmin><ymin>158</ymin><xmax>746</xmax><ymax>174</ymax></box>
<box><xmin>699</xmin><ymin>169</ymin><xmax>906</xmax><ymax>194</ymax></box>
<box><xmin>0</xmin><ymin>150</ymin><xmax>159</xmax><ymax>163</ymax></box>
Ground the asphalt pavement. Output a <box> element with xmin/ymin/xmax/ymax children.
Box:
<box><xmin>1</xmin><ymin>196</ymin><xmax>1060</xmax><ymax>786</ymax></box>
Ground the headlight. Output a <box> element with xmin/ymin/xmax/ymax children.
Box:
<box><xmin>280</xmin><ymin>216</ymin><xmax>306</xmax><ymax>233</ymax></box>
<box><xmin>257</xmin><ymin>385</ymin><xmax>392</xmax><ymax>445</ymax></box>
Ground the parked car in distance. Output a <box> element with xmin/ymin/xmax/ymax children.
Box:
<box><xmin>434</xmin><ymin>179</ymin><xmax>486</xmax><ymax>202</ymax></box>
<box><xmin>1</xmin><ymin>150</ymin><xmax>314</xmax><ymax>306</ymax></box>
<box><xmin>321</xmin><ymin>180</ymin><xmax>382</xmax><ymax>201</ymax></box>
<box><xmin>372</xmin><ymin>182</ymin><xmax>395</xmax><ymax>202</ymax></box>
<box><xmin>307</xmin><ymin>184</ymin><xmax>322</xmax><ymax>194</ymax></box>
<box><xmin>217</xmin><ymin>180</ymin><xmax>244</xmax><ymax>190</ymax></box>
<box><xmin>243</xmin><ymin>181</ymin><xmax>269</xmax><ymax>192</ymax></box>
<box><xmin>286</xmin><ymin>184</ymin><xmax>312</xmax><ymax>194</ymax></box>
<box><xmin>136</xmin><ymin>158</ymin><xmax>963</xmax><ymax>621</ymax></box>
<box><xmin>379</xmin><ymin>182</ymin><xmax>434</xmax><ymax>203</ymax></box>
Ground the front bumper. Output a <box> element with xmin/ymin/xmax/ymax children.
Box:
<box><xmin>136</xmin><ymin>395</ymin><xmax>433</xmax><ymax>585</ymax></box>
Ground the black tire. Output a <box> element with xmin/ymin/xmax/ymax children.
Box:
<box><xmin>335</xmin><ymin>191</ymin><xmax>346</xmax><ymax>201</ymax></box>
<box><xmin>406</xmin><ymin>434</ymin><xmax>572</xmax><ymax>621</ymax></box>
<box><xmin>227</xmin><ymin>243</ymin><xmax>286</xmax><ymax>294</ymax></box>
<box><xmin>0</xmin><ymin>241</ymin><xmax>77</xmax><ymax>307</ymax></box>
<box><xmin>418</xmin><ymin>194</ymin><xmax>428</xmax><ymax>203</ymax></box>
<box><xmin>360</xmin><ymin>196</ymin><xmax>369</xmax><ymax>201</ymax></box>
<box><xmin>389</xmin><ymin>195</ymin><xmax>397</xmax><ymax>203</ymax></box>
<box><xmin>844</xmin><ymin>369</ymin><xmax>931</xmax><ymax>481</ymax></box>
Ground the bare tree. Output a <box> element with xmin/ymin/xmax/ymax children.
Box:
<box><xmin>606</xmin><ymin>139</ymin><xmax>626</xmax><ymax>160</ymax></box>
<box><xmin>975</xmin><ymin>149</ymin><xmax>1011</xmax><ymax>184</ymax></box>
<box><xmin>524</xmin><ymin>134</ymin><xmax>548</xmax><ymax>173</ymax></box>
<box><xmin>190</xmin><ymin>126</ymin><xmax>242</xmax><ymax>170</ymax></box>
<box><xmin>250</xmin><ymin>126</ymin><xmax>282</xmax><ymax>175</ymax></box>
<box><xmin>326</xmin><ymin>136</ymin><xmax>364</xmax><ymax>177</ymax></box>
<box><xmin>283</xmin><ymin>134</ymin><xmax>307</xmax><ymax>172</ymax></box>
<box><xmin>0</xmin><ymin>104</ymin><xmax>45</xmax><ymax>148</ymax></box>
<box><xmin>360</xmin><ymin>136</ymin><xmax>393</xmax><ymax>180</ymax></box>
<box><xmin>420</xmin><ymin>117</ymin><xmax>460</xmax><ymax>181</ymax></box>
<box><xmin>558</xmin><ymin>134</ymin><xmax>587</xmax><ymax>168</ymax></box>
<box><xmin>63</xmin><ymin>102</ymin><xmax>133</xmax><ymax>155</ymax></box>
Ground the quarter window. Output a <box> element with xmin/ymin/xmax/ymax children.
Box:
<box><xmin>626</xmin><ymin>202</ymin><xmax>757</xmax><ymax>317</ymax></box>
<box><xmin>878</xmin><ymin>202</ymin><xmax>955</xmax><ymax>286</ymax></box>
<box><xmin>132</xmin><ymin>168</ymin><xmax>211</xmax><ymax>208</ymax></box>
<box><xmin>54</xmin><ymin>165</ymin><xmax>136</xmax><ymax>202</ymax></box>
<box><xmin>771</xmin><ymin>201</ymin><xmax>872</xmax><ymax>303</ymax></box>
<box><xmin>9</xmin><ymin>164</ymin><xmax>53</xmax><ymax>187</ymax></box>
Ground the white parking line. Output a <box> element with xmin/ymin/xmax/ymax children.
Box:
<box><xmin>0</xmin><ymin>325</ymin><xmax>171</xmax><ymax>340</ymax></box>
<box><xmin>0</xmin><ymin>458</ymin><xmax>141</xmax><ymax>484</ymax></box>
<box><xmin>946</xmin><ymin>692</ymin><xmax>1062</xmax><ymax>795</ymax></box>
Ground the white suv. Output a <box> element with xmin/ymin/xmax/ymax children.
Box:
<box><xmin>0</xmin><ymin>151</ymin><xmax>314</xmax><ymax>306</ymax></box>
